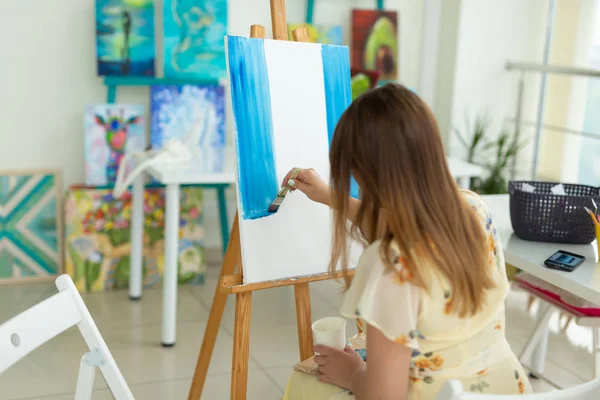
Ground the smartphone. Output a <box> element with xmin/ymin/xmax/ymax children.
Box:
<box><xmin>544</xmin><ymin>250</ymin><xmax>585</xmax><ymax>272</ymax></box>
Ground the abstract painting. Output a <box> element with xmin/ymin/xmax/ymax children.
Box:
<box><xmin>84</xmin><ymin>104</ymin><xmax>146</xmax><ymax>186</ymax></box>
<box><xmin>226</xmin><ymin>36</ymin><xmax>361</xmax><ymax>284</ymax></box>
<box><xmin>151</xmin><ymin>85</ymin><xmax>226</xmax><ymax>173</ymax></box>
<box><xmin>96</xmin><ymin>0</ymin><xmax>156</xmax><ymax>76</ymax></box>
<box><xmin>65</xmin><ymin>185</ymin><xmax>205</xmax><ymax>292</ymax></box>
<box><xmin>288</xmin><ymin>23</ymin><xmax>343</xmax><ymax>45</ymax></box>
<box><xmin>0</xmin><ymin>170</ymin><xmax>62</xmax><ymax>284</ymax></box>
<box><xmin>163</xmin><ymin>0</ymin><xmax>228</xmax><ymax>79</ymax></box>
<box><xmin>351</xmin><ymin>68</ymin><xmax>379</xmax><ymax>100</ymax></box>
<box><xmin>351</xmin><ymin>9</ymin><xmax>398</xmax><ymax>81</ymax></box>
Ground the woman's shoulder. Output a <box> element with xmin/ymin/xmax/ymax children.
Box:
<box><xmin>357</xmin><ymin>239</ymin><xmax>414</xmax><ymax>283</ymax></box>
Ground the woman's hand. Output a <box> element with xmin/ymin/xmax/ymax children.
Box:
<box><xmin>314</xmin><ymin>345</ymin><xmax>366</xmax><ymax>390</ymax></box>
<box><xmin>281</xmin><ymin>168</ymin><xmax>330</xmax><ymax>206</ymax></box>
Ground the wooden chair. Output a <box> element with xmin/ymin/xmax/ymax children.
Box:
<box><xmin>435</xmin><ymin>377</ymin><xmax>600</xmax><ymax>399</ymax></box>
<box><xmin>0</xmin><ymin>275</ymin><xmax>134</xmax><ymax>399</ymax></box>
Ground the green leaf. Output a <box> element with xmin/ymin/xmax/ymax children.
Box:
<box><xmin>481</xmin><ymin>381</ymin><xmax>490</xmax><ymax>388</ymax></box>
<box><xmin>424</xmin><ymin>352</ymin><xmax>433</xmax><ymax>358</ymax></box>
<box><xmin>470</xmin><ymin>384</ymin><xmax>478</xmax><ymax>392</ymax></box>
<box><xmin>423</xmin><ymin>376</ymin><xmax>434</xmax><ymax>384</ymax></box>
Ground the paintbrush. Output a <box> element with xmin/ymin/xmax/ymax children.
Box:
<box><xmin>268</xmin><ymin>169</ymin><xmax>301</xmax><ymax>213</ymax></box>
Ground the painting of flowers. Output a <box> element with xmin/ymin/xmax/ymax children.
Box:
<box><xmin>65</xmin><ymin>185</ymin><xmax>205</xmax><ymax>292</ymax></box>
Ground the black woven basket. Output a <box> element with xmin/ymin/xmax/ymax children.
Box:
<box><xmin>509</xmin><ymin>181</ymin><xmax>600</xmax><ymax>244</ymax></box>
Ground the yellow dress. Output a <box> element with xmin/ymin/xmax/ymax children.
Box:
<box><xmin>284</xmin><ymin>191</ymin><xmax>532</xmax><ymax>399</ymax></box>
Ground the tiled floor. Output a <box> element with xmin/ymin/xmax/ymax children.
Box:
<box><xmin>0</xmin><ymin>266</ymin><xmax>594</xmax><ymax>399</ymax></box>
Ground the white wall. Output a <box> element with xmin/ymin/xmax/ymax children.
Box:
<box><xmin>448</xmin><ymin>0</ymin><xmax>548</xmax><ymax>174</ymax></box>
<box><xmin>0</xmin><ymin>0</ymin><xmax>424</xmax><ymax>250</ymax></box>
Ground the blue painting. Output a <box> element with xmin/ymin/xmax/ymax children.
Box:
<box><xmin>0</xmin><ymin>171</ymin><xmax>62</xmax><ymax>284</ymax></box>
<box><xmin>163</xmin><ymin>0</ymin><xmax>228</xmax><ymax>79</ymax></box>
<box><xmin>151</xmin><ymin>85</ymin><xmax>226</xmax><ymax>173</ymax></box>
<box><xmin>96</xmin><ymin>0</ymin><xmax>155</xmax><ymax>76</ymax></box>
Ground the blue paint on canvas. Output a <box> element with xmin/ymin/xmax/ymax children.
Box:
<box><xmin>227</xmin><ymin>36</ymin><xmax>278</xmax><ymax>220</ymax></box>
<box><xmin>96</xmin><ymin>0</ymin><xmax>155</xmax><ymax>76</ymax></box>
<box><xmin>321</xmin><ymin>45</ymin><xmax>358</xmax><ymax>198</ymax></box>
<box><xmin>150</xmin><ymin>85</ymin><xmax>226</xmax><ymax>173</ymax></box>
<box><xmin>163</xmin><ymin>0</ymin><xmax>228</xmax><ymax>79</ymax></box>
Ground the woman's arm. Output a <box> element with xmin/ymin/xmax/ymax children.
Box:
<box><xmin>352</xmin><ymin>324</ymin><xmax>411</xmax><ymax>400</ymax></box>
<box><xmin>282</xmin><ymin>168</ymin><xmax>362</xmax><ymax>224</ymax></box>
<box><xmin>314</xmin><ymin>324</ymin><xmax>411</xmax><ymax>399</ymax></box>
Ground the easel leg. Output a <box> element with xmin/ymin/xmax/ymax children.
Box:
<box><xmin>231</xmin><ymin>292</ymin><xmax>252</xmax><ymax>400</ymax></box>
<box><xmin>188</xmin><ymin>219</ymin><xmax>241</xmax><ymax>400</ymax></box>
<box><xmin>294</xmin><ymin>283</ymin><xmax>314</xmax><ymax>361</ymax></box>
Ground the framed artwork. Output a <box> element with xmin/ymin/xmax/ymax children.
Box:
<box><xmin>150</xmin><ymin>85</ymin><xmax>226</xmax><ymax>173</ymax></box>
<box><xmin>65</xmin><ymin>185</ymin><xmax>205</xmax><ymax>293</ymax></box>
<box><xmin>84</xmin><ymin>104</ymin><xmax>146</xmax><ymax>186</ymax></box>
<box><xmin>288</xmin><ymin>23</ymin><xmax>343</xmax><ymax>45</ymax></box>
<box><xmin>351</xmin><ymin>9</ymin><xmax>398</xmax><ymax>81</ymax></box>
<box><xmin>163</xmin><ymin>0</ymin><xmax>228</xmax><ymax>79</ymax></box>
<box><xmin>0</xmin><ymin>170</ymin><xmax>63</xmax><ymax>285</ymax></box>
<box><xmin>96</xmin><ymin>0</ymin><xmax>156</xmax><ymax>76</ymax></box>
<box><xmin>226</xmin><ymin>35</ymin><xmax>361</xmax><ymax>284</ymax></box>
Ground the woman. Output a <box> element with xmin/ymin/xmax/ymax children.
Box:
<box><xmin>282</xmin><ymin>84</ymin><xmax>531</xmax><ymax>399</ymax></box>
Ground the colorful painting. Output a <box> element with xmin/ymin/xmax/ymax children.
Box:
<box><xmin>0</xmin><ymin>170</ymin><xmax>62</xmax><ymax>284</ymax></box>
<box><xmin>151</xmin><ymin>85</ymin><xmax>226</xmax><ymax>173</ymax></box>
<box><xmin>163</xmin><ymin>0</ymin><xmax>228</xmax><ymax>79</ymax></box>
<box><xmin>351</xmin><ymin>9</ymin><xmax>398</xmax><ymax>81</ymax></box>
<box><xmin>96</xmin><ymin>0</ymin><xmax>156</xmax><ymax>76</ymax></box>
<box><xmin>226</xmin><ymin>35</ymin><xmax>361</xmax><ymax>284</ymax></box>
<box><xmin>85</xmin><ymin>104</ymin><xmax>146</xmax><ymax>186</ymax></box>
<box><xmin>288</xmin><ymin>23</ymin><xmax>343</xmax><ymax>45</ymax></box>
<box><xmin>65</xmin><ymin>185</ymin><xmax>205</xmax><ymax>293</ymax></box>
<box><xmin>351</xmin><ymin>68</ymin><xmax>379</xmax><ymax>100</ymax></box>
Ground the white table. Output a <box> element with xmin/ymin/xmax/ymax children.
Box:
<box><xmin>484</xmin><ymin>195</ymin><xmax>600</xmax><ymax>375</ymax></box>
<box><xmin>447</xmin><ymin>157</ymin><xmax>486</xmax><ymax>189</ymax></box>
<box><xmin>129</xmin><ymin>150</ymin><xmax>236</xmax><ymax>347</ymax></box>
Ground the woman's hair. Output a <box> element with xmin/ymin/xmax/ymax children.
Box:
<box><xmin>329</xmin><ymin>83</ymin><xmax>494</xmax><ymax>318</ymax></box>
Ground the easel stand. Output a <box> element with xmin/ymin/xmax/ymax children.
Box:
<box><xmin>187</xmin><ymin>2</ymin><xmax>353</xmax><ymax>399</ymax></box>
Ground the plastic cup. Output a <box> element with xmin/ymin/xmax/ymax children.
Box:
<box><xmin>312</xmin><ymin>317</ymin><xmax>346</xmax><ymax>351</ymax></box>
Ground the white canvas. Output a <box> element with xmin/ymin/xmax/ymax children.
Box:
<box><xmin>227</xmin><ymin>37</ymin><xmax>361</xmax><ymax>284</ymax></box>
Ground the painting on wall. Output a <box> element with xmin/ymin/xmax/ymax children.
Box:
<box><xmin>65</xmin><ymin>186</ymin><xmax>205</xmax><ymax>293</ymax></box>
<box><xmin>226</xmin><ymin>35</ymin><xmax>361</xmax><ymax>284</ymax></box>
<box><xmin>287</xmin><ymin>23</ymin><xmax>344</xmax><ymax>45</ymax></box>
<box><xmin>0</xmin><ymin>170</ymin><xmax>62</xmax><ymax>285</ymax></box>
<box><xmin>150</xmin><ymin>85</ymin><xmax>226</xmax><ymax>173</ymax></box>
<box><xmin>96</xmin><ymin>0</ymin><xmax>156</xmax><ymax>76</ymax></box>
<box><xmin>163</xmin><ymin>0</ymin><xmax>228</xmax><ymax>79</ymax></box>
<box><xmin>84</xmin><ymin>104</ymin><xmax>146</xmax><ymax>186</ymax></box>
<box><xmin>351</xmin><ymin>9</ymin><xmax>398</xmax><ymax>81</ymax></box>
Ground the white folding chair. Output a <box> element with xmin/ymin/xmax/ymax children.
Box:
<box><xmin>0</xmin><ymin>274</ymin><xmax>134</xmax><ymax>399</ymax></box>
<box><xmin>436</xmin><ymin>377</ymin><xmax>600</xmax><ymax>399</ymax></box>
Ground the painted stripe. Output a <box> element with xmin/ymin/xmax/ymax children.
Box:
<box><xmin>228</xmin><ymin>36</ymin><xmax>278</xmax><ymax>220</ymax></box>
<box><xmin>321</xmin><ymin>45</ymin><xmax>359</xmax><ymax>198</ymax></box>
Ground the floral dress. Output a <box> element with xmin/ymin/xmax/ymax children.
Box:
<box><xmin>283</xmin><ymin>191</ymin><xmax>532</xmax><ymax>399</ymax></box>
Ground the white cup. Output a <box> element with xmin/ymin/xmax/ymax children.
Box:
<box><xmin>312</xmin><ymin>317</ymin><xmax>347</xmax><ymax>351</ymax></box>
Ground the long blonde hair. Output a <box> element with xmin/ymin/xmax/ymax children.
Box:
<box><xmin>329</xmin><ymin>84</ymin><xmax>495</xmax><ymax>317</ymax></box>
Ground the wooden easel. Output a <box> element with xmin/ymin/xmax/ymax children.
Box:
<box><xmin>187</xmin><ymin>1</ymin><xmax>354</xmax><ymax>399</ymax></box>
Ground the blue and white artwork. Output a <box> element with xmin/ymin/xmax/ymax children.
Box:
<box><xmin>227</xmin><ymin>36</ymin><xmax>361</xmax><ymax>284</ymax></box>
<box><xmin>96</xmin><ymin>0</ymin><xmax>156</xmax><ymax>76</ymax></box>
<box><xmin>151</xmin><ymin>85</ymin><xmax>226</xmax><ymax>173</ymax></box>
<box><xmin>163</xmin><ymin>0</ymin><xmax>228</xmax><ymax>79</ymax></box>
